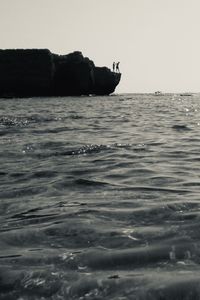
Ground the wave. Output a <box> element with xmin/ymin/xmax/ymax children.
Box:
<box><xmin>172</xmin><ymin>124</ymin><xmax>192</xmax><ymax>131</ymax></box>
<box><xmin>0</xmin><ymin>267</ymin><xmax>199</xmax><ymax>299</ymax></box>
<box><xmin>77</xmin><ymin>240</ymin><xmax>196</xmax><ymax>270</ymax></box>
<box><xmin>0</xmin><ymin>115</ymin><xmax>64</xmax><ymax>125</ymax></box>
<box><xmin>0</xmin><ymin>186</ymin><xmax>46</xmax><ymax>199</ymax></box>
<box><xmin>0</xmin><ymin>113</ymin><xmax>88</xmax><ymax>130</ymax></box>
<box><xmin>23</xmin><ymin>143</ymin><xmax>134</xmax><ymax>157</ymax></box>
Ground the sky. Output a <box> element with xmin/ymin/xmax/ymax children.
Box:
<box><xmin>1</xmin><ymin>0</ymin><xmax>200</xmax><ymax>93</ymax></box>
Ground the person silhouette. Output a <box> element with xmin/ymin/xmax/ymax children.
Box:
<box><xmin>116</xmin><ymin>62</ymin><xmax>120</xmax><ymax>73</ymax></box>
<box><xmin>112</xmin><ymin>62</ymin><xmax>115</xmax><ymax>72</ymax></box>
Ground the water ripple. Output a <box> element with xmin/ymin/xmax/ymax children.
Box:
<box><xmin>1</xmin><ymin>94</ymin><xmax>200</xmax><ymax>299</ymax></box>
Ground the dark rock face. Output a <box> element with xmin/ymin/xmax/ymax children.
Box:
<box><xmin>0</xmin><ymin>49</ymin><xmax>121</xmax><ymax>97</ymax></box>
<box><xmin>91</xmin><ymin>67</ymin><xmax>121</xmax><ymax>95</ymax></box>
<box><xmin>53</xmin><ymin>51</ymin><xmax>95</xmax><ymax>96</ymax></box>
<box><xmin>0</xmin><ymin>49</ymin><xmax>53</xmax><ymax>97</ymax></box>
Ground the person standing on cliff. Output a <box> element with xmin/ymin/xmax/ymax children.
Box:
<box><xmin>112</xmin><ymin>62</ymin><xmax>116</xmax><ymax>72</ymax></box>
<box><xmin>116</xmin><ymin>62</ymin><xmax>120</xmax><ymax>73</ymax></box>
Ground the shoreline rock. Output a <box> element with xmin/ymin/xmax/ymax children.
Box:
<box><xmin>0</xmin><ymin>49</ymin><xmax>121</xmax><ymax>98</ymax></box>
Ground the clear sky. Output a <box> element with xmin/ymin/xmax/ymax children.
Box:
<box><xmin>1</xmin><ymin>0</ymin><xmax>200</xmax><ymax>93</ymax></box>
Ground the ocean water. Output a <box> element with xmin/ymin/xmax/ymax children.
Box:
<box><xmin>1</xmin><ymin>93</ymin><xmax>200</xmax><ymax>299</ymax></box>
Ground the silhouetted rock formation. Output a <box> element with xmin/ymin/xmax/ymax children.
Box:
<box><xmin>0</xmin><ymin>49</ymin><xmax>53</xmax><ymax>97</ymax></box>
<box><xmin>0</xmin><ymin>49</ymin><xmax>121</xmax><ymax>97</ymax></box>
<box><xmin>91</xmin><ymin>67</ymin><xmax>121</xmax><ymax>95</ymax></box>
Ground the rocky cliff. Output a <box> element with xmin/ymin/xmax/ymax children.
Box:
<box><xmin>0</xmin><ymin>49</ymin><xmax>121</xmax><ymax>97</ymax></box>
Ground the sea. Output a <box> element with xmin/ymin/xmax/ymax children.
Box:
<box><xmin>1</xmin><ymin>93</ymin><xmax>200</xmax><ymax>299</ymax></box>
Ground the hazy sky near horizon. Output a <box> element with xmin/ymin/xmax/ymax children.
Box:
<box><xmin>1</xmin><ymin>0</ymin><xmax>200</xmax><ymax>93</ymax></box>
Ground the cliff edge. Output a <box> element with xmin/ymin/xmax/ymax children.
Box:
<box><xmin>0</xmin><ymin>49</ymin><xmax>121</xmax><ymax>97</ymax></box>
